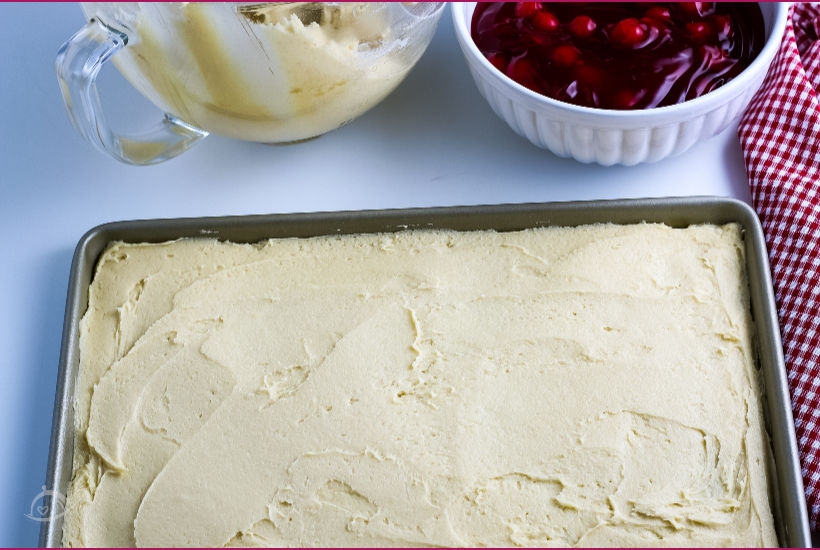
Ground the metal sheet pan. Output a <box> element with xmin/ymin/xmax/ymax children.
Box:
<box><xmin>40</xmin><ymin>196</ymin><xmax>811</xmax><ymax>547</ymax></box>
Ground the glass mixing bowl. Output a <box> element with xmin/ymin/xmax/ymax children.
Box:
<box><xmin>56</xmin><ymin>2</ymin><xmax>445</xmax><ymax>164</ymax></box>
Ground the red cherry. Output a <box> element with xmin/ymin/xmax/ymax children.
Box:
<box><xmin>612</xmin><ymin>89</ymin><xmax>639</xmax><ymax>109</ymax></box>
<box><xmin>686</xmin><ymin>21</ymin><xmax>714</xmax><ymax>43</ymax></box>
<box><xmin>514</xmin><ymin>2</ymin><xmax>540</xmax><ymax>19</ymax></box>
<box><xmin>507</xmin><ymin>57</ymin><xmax>538</xmax><ymax>88</ymax></box>
<box><xmin>709</xmin><ymin>14</ymin><xmax>733</xmax><ymax>38</ymax></box>
<box><xmin>679</xmin><ymin>2</ymin><xmax>714</xmax><ymax>18</ymax></box>
<box><xmin>639</xmin><ymin>16</ymin><xmax>662</xmax><ymax>38</ymax></box>
<box><xmin>486</xmin><ymin>53</ymin><xmax>508</xmax><ymax>73</ymax></box>
<box><xmin>574</xmin><ymin>64</ymin><xmax>605</xmax><ymax>88</ymax></box>
<box><xmin>611</xmin><ymin>18</ymin><xmax>646</xmax><ymax>47</ymax></box>
<box><xmin>644</xmin><ymin>6</ymin><xmax>671</xmax><ymax>22</ymax></box>
<box><xmin>531</xmin><ymin>11</ymin><xmax>559</xmax><ymax>31</ymax></box>
<box><xmin>552</xmin><ymin>44</ymin><xmax>580</xmax><ymax>66</ymax></box>
<box><xmin>569</xmin><ymin>15</ymin><xmax>597</xmax><ymax>38</ymax></box>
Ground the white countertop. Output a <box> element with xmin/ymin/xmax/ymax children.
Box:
<box><xmin>0</xmin><ymin>3</ymin><xmax>752</xmax><ymax>546</ymax></box>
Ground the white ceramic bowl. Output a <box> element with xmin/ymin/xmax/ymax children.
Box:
<box><xmin>453</xmin><ymin>3</ymin><xmax>788</xmax><ymax>166</ymax></box>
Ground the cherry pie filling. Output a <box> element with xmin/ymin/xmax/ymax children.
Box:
<box><xmin>471</xmin><ymin>2</ymin><xmax>765</xmax><ymax>110</ymax></box>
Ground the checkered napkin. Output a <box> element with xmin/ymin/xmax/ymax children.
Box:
<box><xmin>738</xmin><ymin>2</ymin><xmax>820</xmax><ymax>529</ymax></box>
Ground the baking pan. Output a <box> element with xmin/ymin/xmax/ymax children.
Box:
<box><xmin>40</xmin><ymin>196</ymin><xmax>811</xmax><ymax>547</ymax></box>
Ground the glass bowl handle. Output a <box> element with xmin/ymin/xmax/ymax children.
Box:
<box><xmin>55</xmin><ymin>19</ymin><xmax>208</xmax><ymax>165</ymax></box>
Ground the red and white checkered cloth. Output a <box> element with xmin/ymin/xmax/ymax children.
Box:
<box><xmin>738</xmin><ymin>2</ymin><xmax>820</xmax><ymax>530</ymax></box>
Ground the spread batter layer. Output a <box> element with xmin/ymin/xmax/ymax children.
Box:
<box><xmin>63</xmin><ymin>224</ymin><xmax>778</xmax><ymax>547</ymax></box>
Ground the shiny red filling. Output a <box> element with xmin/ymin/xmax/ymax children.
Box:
<box><xmin>471</xmin><ymin>2</ymin><xmax>765</xmax><ymax>110</ymax></box>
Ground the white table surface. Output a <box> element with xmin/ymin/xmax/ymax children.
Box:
<box><xmin>0</xmin><ymin>3</ymin><xmax>753</xmax><ymax>546</ymax></box>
